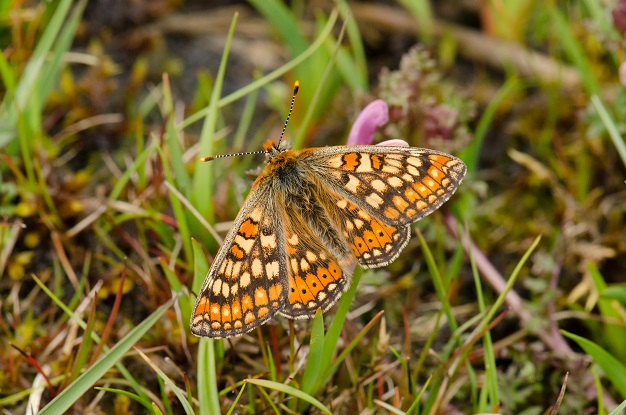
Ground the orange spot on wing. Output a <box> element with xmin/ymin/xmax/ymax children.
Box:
<box><xmin>254</xmin><ymin>288</ymin><xmax>268</xmax><ymax>306</ymax></box>
<box><xmin>371</xmin><ymin>222</ymin><xmax>393</xmax><ymax>245</ymax></box>
<box><xmin>342</xmin><ymin>153</ymin><xmax>359</xmax><ymax>171</ymax></box>
<box><xmin>306</xmin><ymin>274</ymin><xmax>324</xmax><ymax>297</ymax></box>
<box><xmin>328</xmin><ymin>261</ymin><xmax>342</xmax><ymax>280</ymax></box>
<box><xmin>405</xmin><ymin>187</ymin><xmax>419</xmax><ymax>202</ymax></box>
<box><xmin>257</xmin><ymin>307</ymin><xmax>269</xmax><ymax>318</ymax></box>
<box><xmin>269</xmin><ymin>283</ymin><xmax>282</xmax><ymax>301</ymax></box>
<box><xmin>371</xmin><ymin>154</ymin><xmax>383</xmax><ymax>170</ymax></box>
<box><xmin>293</xmin><ymin>276</ymin><xmax>315</xmax><ymax>302</ymax></box>
<box><xmin>353</xmin><ymin>237</ymin><xmax>369</xmax><ymax>254</ymax></box>
<box><xmin>195</xmin><ymin>297</ymin><xmax>207</xmax><ymax>316</ymax></box>
<box><xmin>393</xmin><ymin>196</ymin><xmax>409</xmax><ymax>212</ymax></box>
<box><xmin>244</xmin><ymin>312</ymin><xmax>255</xmax><ymax>324</ymax></box>
<box><xmin>425</xmin><ymin>178</ymin><xmax>441</xmax><ymax>191</ymax></box>
<box><xmin>239</xmin><ymin>219</ymin><xmax>258</xmax><ymax>238</ymax></box>
<box><xmin>414</xmin><ymin>182</ymin><xmax>433</xmax><ymax>198</ymax></box>
<box><xmin>210</xmin><ymin>303</ymin><xmax>220</xmax><ymax>320</ymax></box>
<box><xmin>221</xmin><ymin>305</ymin><xmax>232</xmax><ymax>323</ymax></box>
<box><xmin>429</xmin><ymin>154</ymin><xmax>450</xmax><ymax>164</ymax></box>
<box><xmin>363</xmin><ymin>230</ymin><xmax>382</xmax><ymax>249</ymax></box>
<box><xmin>428</xmin><ymin>166</ymin><xmax>445</xmax><ymax>183</ymax></box>
<box><xmin>231</xmin><ymin>302</ymin><xmax>243</xmax><ymax>319</ymax></box>
<box><xmin>384</xmin><ymin>206</ymin><xmax>401</xmax><ymax>219</ymax></box>
<box><xmin>242</xmin><ymin>294</ymin><xmax>254</xmax><ymax>312</ymax></box>
<box><xmin>231</xmin><ymin>245</ymin><xmax>244</xmax><ymax>259</ymax></box>
<box><xmin>317</xmin><ymin>267</ymin><xmax>331</xmax><ymax>281</ymax></box>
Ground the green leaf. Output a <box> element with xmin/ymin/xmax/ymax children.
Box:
<box><xmin>562</xmin><ymin>330</ymin><xmax>626</xmax><ymax>399</ymax></box>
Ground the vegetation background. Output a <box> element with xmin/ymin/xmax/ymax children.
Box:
<box><xmin>1</xmin><ymin>0</ymin><xmax>626</xmax><ymax>414</ymax></box>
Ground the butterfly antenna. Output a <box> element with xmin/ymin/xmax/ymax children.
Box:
<box><xmin>200</xmin><ymin>149</ymin><xmax>267</xmax><ymax>162</ymax></box>
<box><xmin>200</xmin><ymin>81</ymin><xmax>300</xmax><ymax>162</ymax></box>
<box><xmin>277</xmin><ymin>80</ymin><xmax>299</xmax><ymax>147</ymax></box>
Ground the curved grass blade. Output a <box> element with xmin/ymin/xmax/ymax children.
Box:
<box><xmin>562</xmin><ymin>331</ymin><xmax>626</xmax><ymax>399</ymax></box>
<box><xmin>244</xmin><ymin>378</ymin><xmax>332</xmax><ymax>415</ymax></box>
<box><xmin>135</xmin><ymin>348</ymin><xmax>195</xmax><ymax>415</ymax></box>
<box><xmin>38</xmin><ymin>296</ymin><xmax>177</xmax><ymax>415</ymax></box>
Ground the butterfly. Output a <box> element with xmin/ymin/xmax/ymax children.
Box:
<box><xmin>190</xmin><ymin>85</ymin><xmax>467</xmax><ymax>338</ymax></box>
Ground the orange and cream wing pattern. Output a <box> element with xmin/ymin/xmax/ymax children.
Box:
<box><xmin>301</xmin><ymin>146</ymin><xmax>466</xmax><ymax>268</ymax></box>
<box><xmin>191</xmin><ymin>141</ymin><xmax>467</xmax><ymax>338</ymax></box>
<box><xmin>278</xmin><ymin>218</ymin><xmax>350</xmax><ymax>319</ymax></box>
<box><xmin>324</xmin><ymin>192</ymin><xmax>411</xmax><ymax>268</ymax></box>
<box><xmin>190</xmin><ymin>187</ymin><xmax>288</xmax><ymax>338</ymax></box>
<box><xmin>304</xmin><ymin>146</ymin><xmax>466</xmax><ymax>227</ymax></box>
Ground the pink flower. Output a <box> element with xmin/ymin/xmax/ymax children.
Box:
<box><xmin>347</xmin><ymin>99</ymin><xmax>408</xmax><ymax>147</ymax></box>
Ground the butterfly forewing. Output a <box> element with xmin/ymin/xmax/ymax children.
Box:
<box><xmin>303</xmin><ymin>146</ymin><xmax>466</xmax><ymax>227</ymax></box>
<box><xmin>190</xmin><ymin>186</ymin><xmax>289</xmax><ymax>338</ymax></box>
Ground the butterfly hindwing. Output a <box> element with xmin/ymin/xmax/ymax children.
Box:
<box><xmin>277</xmin><ymin>201</ymin><xmax>352</xmax><ymax>319</ymax></box>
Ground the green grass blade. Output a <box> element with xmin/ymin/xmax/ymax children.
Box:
<box><xmin>11</xmin><ymin>0</ymin><xmax>72</xmax><ymax>108</ymax></box>
<box><xmin>562</xmin><ymin>330</ymin><xmax>626</xmax><ymax>399</ymax></box>
<box><xmin>321</xmin><ymin>310</ymin><xmax>383</xmax><ymax>391</ymax></box>
<box><xmin>177</xmin><ymin>9</ymin><xmax>338</xmax><ymax>131</ymax></box>
<box><xmin>548</xmin><ymin>5</ymin><xmax>599</xmax><ymax>95</ymax></box>
<box><xmin>193</xmin><ymin>235</ymin><xmax>219</xmax><ymax>414</ymax></box>
<box><xmin>468</xmin><ymin>225</ymin><xmax>498</xmax><ymax>411</ymax></box>
<box><xmin>191</xmin><ymin>12</ymin><xmax>238</xmax><ymax>226</ymax></box>
<box><xmin>158</xmin><ymin>257</ymin><xmax>192</xmax><ymax>324</ymax></box>
<box><xmin>483</xmin><ymin>235</ymin><xmax>541</xmax><ymax>328</ymax></box>
<box><xmin>108</xmin><ymin>140</ymin><xmax>159</xmax><ymax>201</ymax></box>
<box><xmin>32</xmin><ymin>275</ymin><xmax>149</xmax><ymax>402</ymax></box>
<box><xmin>608</xmin><ymin>399</ymin><xmax>626</xmax><ymax>415</ymax></box>
<box><xmin>320</xmin><ymin>266</ymin><xmax>362</xmax><ymax>373</ymax></box>
<box><xmin>38</xmin><ymin>0</ymin><xmax>87</xmax><ymax>110</ymax></box>
<box><xmin>416</xmin><ymin>229</ymin><xmax>458</xmax><ymax>332</ymax></box>
<box><xmin>225</xmin><ymin>386</ymin><xmax>247</xmax><ymax>415</ymax></box>
<box><xmin>94</xmin><ymin>387</ymin><xmax>155</xmax><ymax>414</ymax></box>
<box><xmin>248</xmin><ymin>0</ymin><xmax>308</xmax><ymax>56</ymax></box>
<box><xmin>301</xmin><ymin>309</ymin><xmax>325</xmax><ymax>395</ymax></box>
<box><xmin>601</xmin><ymin>286</ymin><xmax>626</xmax><ymax>304</ymax></box>
<box><xmin>374</xmin><ymin>399</ymin><xmax>406</xmax><ymax>414</ymax></box>
<box><xmin>197</xmin><ymin>339</ymin><xmax>221</xmax><ymax>415</ymax></box>
<box><xmin>591</xmin><ymin>95</ymin><xmax>626</xmax><ymax>169</ymax></box>
<box><xmin>136</xmin><ymin>349</ymin><xmax>195</xmax><ymax>415</ymax></box>
<box><xmin>191</xmin><ymin>237</ymin><xmax>210</xmax><ymax>297</ymax></box>
<box><xmin>337</xmin><ymin>0</ymin><xmax>367</xmax><ymax>91</ymax></box>
<box><xmin>460</xmin><ymin>76</ymin><xmax>521</xmax><ymax>171</ymax></box>
<box><xmin>245</xmin><ymin>378</ymin><xmax>332</xmax><ymax>415</ymax></box>
<box><xmin>38</xmin><ymin>296</ymin><xmax>177</xmax><ymax>415</ymax></box>
<box><xmin>158</xmin><ymin>144</ymin><xmax>193</xmax><ymax>262</ymax></box>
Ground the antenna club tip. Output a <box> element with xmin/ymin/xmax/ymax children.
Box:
<box><xmin>200</xmin><ymin>156</ymin><xmax>215</xmax><ymax>162</ymax></box>
<box><xmin>293</xmin><ymin>80</ymin><xmax>300</xmax><ymax>93</ymax></box>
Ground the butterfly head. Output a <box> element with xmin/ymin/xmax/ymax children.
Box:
<box><xmin>263</xmin><ymin>139</ymin><xmax>290</xmax><ymax>160</ymax></box>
